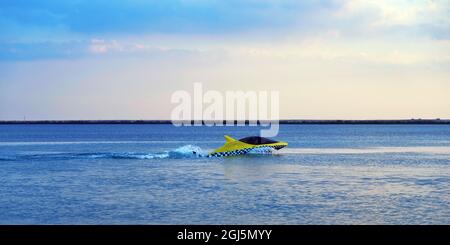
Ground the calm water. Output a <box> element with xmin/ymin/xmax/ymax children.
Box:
<box><xmin>0</xmin><ymin>124</ymin><xmax>449</xmax><ymax>224</ymax></box>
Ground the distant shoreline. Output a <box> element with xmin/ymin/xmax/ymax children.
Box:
<box><xmin>0</xmin><ymin>119</ymin><xmax>449</xmax><ymax>124</ymax></box>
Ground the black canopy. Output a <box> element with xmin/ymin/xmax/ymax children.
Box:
<box><xmin>238</xmin><ymin>136</ymin><xmax>277</xmax><ymax>145</ymax></box>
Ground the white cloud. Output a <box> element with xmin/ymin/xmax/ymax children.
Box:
<box><xmin>338</xmin><ymin>0</ymin><xmax>449</xmax><ymax>31</ymax></box>
<box><xmin>89</xmin><ymin>39</ymin><xmax>123</xmax><ymax>54</ymax></box>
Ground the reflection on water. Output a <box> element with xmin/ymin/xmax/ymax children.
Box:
<box><xmin>281</xmin><ymin>146</ymin><xmax>450</xmax><ymax>154</ymax></box>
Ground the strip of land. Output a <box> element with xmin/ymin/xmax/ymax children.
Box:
<box><xmin>0</xmin><ymin>119</ymin><xmax>448</xmax><ymax>124</ymax></box>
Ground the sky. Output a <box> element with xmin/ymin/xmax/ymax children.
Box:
<box><xmin>0</xmin><ymin>0</ymin><xmax>449</xmax><ymax>120</ymax></box>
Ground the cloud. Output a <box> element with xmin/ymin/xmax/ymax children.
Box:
<box><xmin>0</xmin><ymin>39</ymin><xmax>213</xmax><ymax>60</ymax></box>
<box><xmin>1</xmin><ymin>0</ymin><xmax>448</xmax><ymax>39</ymax></box>
<box><xmin>0</xmin><ymin>0</ymin><xmax>449</xmax><ymax>61</ymax></box>
<box><xmin>89</xmin><ymin>39</ymin><xmax>121</xmax><ymax>54</ymax></box>
<box><xmin>334</xmin><ymin>0</ymin><xmax>450</xmax><ymax>39</ymax></box>
<box><xmin>0</xmin><ymin>41</ymin><xmax>87</xmax><ymax>60</ymax></box>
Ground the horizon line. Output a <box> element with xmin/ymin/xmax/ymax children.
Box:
<box><xmin>0</xmin><ymin>119</ymin><xmax>449</xmax><ymax>125</ymax></box>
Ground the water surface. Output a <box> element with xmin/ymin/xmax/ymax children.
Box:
<box><xmin>0</xmin><ymin>124</ymin><xmax>449</xmax><ymax>224</ymax></box>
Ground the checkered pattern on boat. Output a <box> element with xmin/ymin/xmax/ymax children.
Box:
<box><xmin>208</xmin><ymin>145</ymin><xmax>281</xmax><ymax>157</ymax></box>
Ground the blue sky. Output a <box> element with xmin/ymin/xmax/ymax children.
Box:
<box><xmin>0</xmin><ymin>0</ymin><xmax>449</xmax><ymax>119</ymax></box>
<box><xmin>0</xmin><ymin>0</ymin><xmax>341</xmax><ymax>59</ymax></box>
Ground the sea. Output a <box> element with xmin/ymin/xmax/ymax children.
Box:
<box><xmin>0</xmin><ymin>124</ymin><xmax>449</xmax><ymax>224</ymax></box>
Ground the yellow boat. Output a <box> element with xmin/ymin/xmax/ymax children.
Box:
<box><xmin>208</xmin><ymin>135</ymin><xmax>288</xmax><ymax>157</ymax></box>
